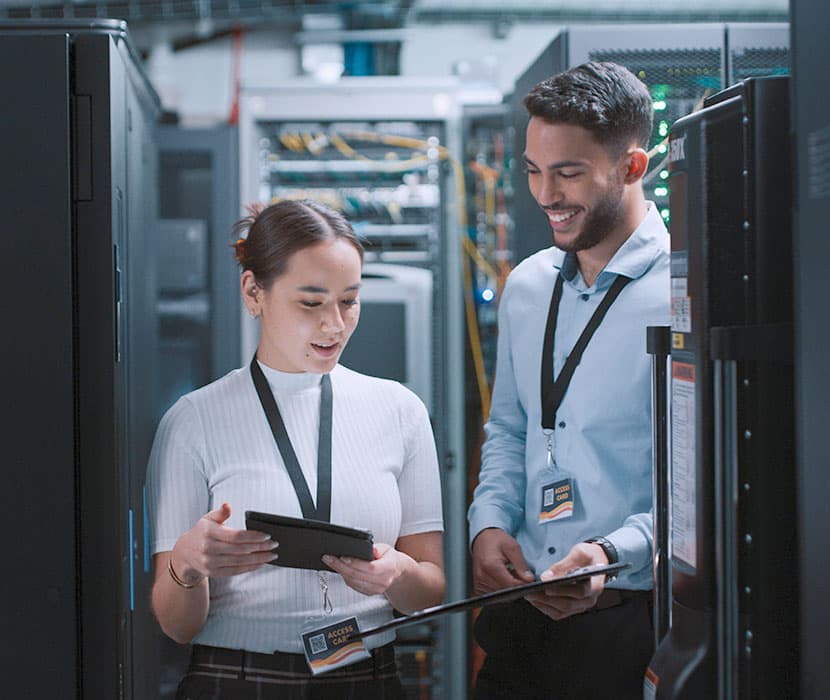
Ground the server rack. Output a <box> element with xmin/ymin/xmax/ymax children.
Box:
<box><xmin>0</xmin><ymin>19</ymin><xmax>160</xmax><ymax>699</ymax></box>
<box><xmin>239</xmin><ymin>78</ymin><xmax>467</xmax><ymax>700</ymax></box>
<box><xmin>790</xmin><ymin>1</ymin><xmax>830</xmax><ymax>697</ymax></box>
<box><xmin>154</xmin><ymin>124</ymin><xmax>241</xmax><ymax>696</ymax></box>
<box><xmin>460</xmin><ymin>104</ymin><xmax>515</xmax><ymax>427</ymax></box>
<box><xmin>646</xmin><ymin>76</ymin><xmax>797</xmax><ymax>699</ymax></box>
<box><xmin>459</xmin><ymin>103</ymin><xmax>516</xmax><ymax>685</ymax></box>
<box><xmin>155</xmin><ymin>125</ymin><xmax>241</xmax><ymax>420</ymax></box>
<box><xmin>509</xmin><ymin>23</ymin><xmax>789</xmax><ymax>264</ymax></box>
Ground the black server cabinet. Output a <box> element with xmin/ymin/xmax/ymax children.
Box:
<box><xmin>791</xmin><ymin>1</ymin><xmax>830</xmax><ymax>698</ymax></box>
<box><xmin>156</xmin><ymin>125</ymin><xmax>241</xmax><ymax>420</ymax></box>
<box><xmin>646</xmin><ymin>76</ymin><xmax>797</xmax><ymax>699</ymax></box>
<box><xmin>0</xmin><ymin>20</ymin><xmax>160</xmax><ymax>699</ymax></box>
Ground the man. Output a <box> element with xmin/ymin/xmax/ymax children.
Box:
<box><xmin>468</xmin><ymin>61</ymin><xmax>670</xmax><ymax>699</ymax></box>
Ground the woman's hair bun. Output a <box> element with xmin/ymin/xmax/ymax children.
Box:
<box><xmin>232</xmin><ymin>202</ymin><xmax>268</xmax><ymax>266</ymax></box>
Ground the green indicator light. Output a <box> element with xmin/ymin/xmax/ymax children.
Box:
<box><xmin>658</xmin><ymin>121</ymin><xmax>669</xmax><ymax>137</ymax></box>
<box><xmin>655</xmin><ymin>186</ymin><xmax>668</xmax><ymax>197</ymax></box>
<box><xmin>652</xmin><ymin>84</ymin><xmax>670</xmax><ymax>100</ymax></box>
<box><xmin>660</xmin><ymin>170</ymin><xmax>669</xmax><ymax>180</ymax></box>
<box><xmin>661</xmin><ymin>208</ymin><xmax>670</xmax><ymax>220</ymax></box>
<box><xmin>653</xmin><ymin>100</ymin><xmax>667</xmax><ymax>111</ymax></box>
<box><xmin>658</xmin><ymin>144</ymin><xmax>667</xmax><ymax>154</ymax></box>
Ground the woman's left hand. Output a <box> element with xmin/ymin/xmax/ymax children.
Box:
<box><xmin>322</xmin><ymin>543</ymin><xmax>410</xmax><ymax>597</ymax></box>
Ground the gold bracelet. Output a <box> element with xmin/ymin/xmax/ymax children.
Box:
<box><xmin>168</xmin><ymin>557</ymin><xmax>198</xmax><ymax>589</ymax></box>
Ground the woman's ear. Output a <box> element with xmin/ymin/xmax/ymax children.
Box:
<box><xmin>241</xmin><ymin>270</ymin><xmax>260</xmax><ymax>318</ymax></box>
<box><xmin>623</xmin><ymin>148</ymin><xmax>649</xmax><ymax>183</ymax></box>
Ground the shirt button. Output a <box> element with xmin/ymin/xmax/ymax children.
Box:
<box><xmin>558</xmin><ymin>421</ymin><xmax>566</xmax><ymax>429</ymax></box>
<box><xmin>580</xmin><ymin>293</ymin><xmax>590</xmax><ymax>301</ymax></box>
<box><xmin>548</xmin><ymin>546</ymin><xmax>557</xmax><ymax>555</ymax></box>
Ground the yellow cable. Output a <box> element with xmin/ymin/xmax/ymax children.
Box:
<box><xmin>485</xmin><ymin>176</ymin><xmax>496</xmax><ymax>259</ymax></box>
<box><xmin>316</xmin><ymin>131</ymin><xmax>429</xmax><ymax>171</ymax></box>
<box><xmin>448</xmin><ymin>155</ymin><xmax>491</xmax><ymax>420</ymax></box>
<box><xmin>330</xmin><ymin>132</ymin><xmax>370</xmax><ymax>160</ymax></box>
<box><xmin>462</xmin><ymin>243</ymin><xmax>491</xmax><ymax>420</ymax></box>
<box><xmin>285</xmin><ymin>133</ymin><xmax>305</xmax><ymax>152</ymax></box>
<box><xmin>278</xmin><ymin>132</ymin><xmax>300</xmax><ymax>152</ymax></box>
<box><xmin>461</xmin><ymin>235</ymin><xmax>499</xmax><ymax>282</ymax></box>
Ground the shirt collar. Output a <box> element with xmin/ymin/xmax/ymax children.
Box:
<box><xmin>257</xmin><ymin>359</ymin><xmax>325</xmax><ymax>394</ymax></box>
<box><xmin>551</xmin><ymin>202</ymin><xmax>668</xmax><ymax>287</ymax></box>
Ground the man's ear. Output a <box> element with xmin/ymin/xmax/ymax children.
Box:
<box><xmin>623</xmin><ymin>148</ymin><xmax>649</xmax><ymax>183</ymax></box>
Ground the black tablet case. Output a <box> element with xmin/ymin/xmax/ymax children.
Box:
<box><xmin>245</xmin><ymin>510</ymin><xmax>374</xmax><ymax>572</ymax></box>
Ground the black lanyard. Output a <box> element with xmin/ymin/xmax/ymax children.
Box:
<box><xmin>250</xmin><ymin>356</ymin><xmax>333</xmax><ymax>522</ymax></box>
<box><xmin>540</xmin><ymin>273</ymin><xmax>632</xmax><ymax>432</ymax></box>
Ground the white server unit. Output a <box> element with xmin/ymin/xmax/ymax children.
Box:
<box><xmin>239</xmin><ymin>78</ymin><xmax>467</xmax><ymax>700</ymax></box>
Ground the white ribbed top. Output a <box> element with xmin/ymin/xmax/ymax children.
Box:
<box><xmin>146</xmin><ymin>362</ymin><xmax>443</xmax><ymax>653</ymax></box>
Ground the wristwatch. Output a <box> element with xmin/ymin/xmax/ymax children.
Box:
<box><xmin>584</xmin><ymin>536</ymin><xmax>619</xmax><ymax>565</ymax></box>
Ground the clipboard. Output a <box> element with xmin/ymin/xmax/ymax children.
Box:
<box><xmin>349</xmin><ymin>561</ymin><xmax>631</xmax><ymax>640</ymax></box>
<box><xmin>245</xmin><ymin>510</ymin><xmax>374</xmax><ymax>573</ymax></box>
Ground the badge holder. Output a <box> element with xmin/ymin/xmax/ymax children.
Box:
<box><xmin>300</xmin><ymin>572</ymin><xmax>371</xmax><ymax>675</ymax></box>
<box><xmin>538</xmin><ymin>429</ymin><xmax>576</xmax><ymax>524</ymax></box>
<box><xmin>537</xmin><ymin>273</ymin><xmax>631</xmax><ymax>525</ymax></box>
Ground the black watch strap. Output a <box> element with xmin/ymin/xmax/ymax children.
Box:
<box><xmin>584</xmin><ymin>536</ymin><xmax>619</xmax><ymax>565</ymax></box>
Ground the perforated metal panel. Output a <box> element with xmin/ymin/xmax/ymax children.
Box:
<box><xmin>727</xmin><ymin>24</ymin><xmax>790</xmax><ymax>82</ymax></box>
<box><xmin>590</xmin><ymin>47</ymin><xmax>722</xmax><ymax>223</ymax></box>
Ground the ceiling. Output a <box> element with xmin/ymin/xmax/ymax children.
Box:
<box><xmin>0</xmin><ymin>0</ymin><xmax>789</xmax><ymax>54</ymax></box>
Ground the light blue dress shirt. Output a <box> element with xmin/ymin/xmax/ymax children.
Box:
<box><xmin>468</xmin><ymin>204</ymin><xmax>670</xmax><ymax>590</ymax></box>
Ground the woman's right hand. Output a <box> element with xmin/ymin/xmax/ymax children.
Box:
<box><xmin>170</xmin><ymin>502</ymin><xmax>278</xmax><ymax>586</ymax></box>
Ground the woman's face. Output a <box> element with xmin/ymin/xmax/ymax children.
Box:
<box><xmin>243</xmin><ymin>238</ymin><xmax>362</xmax><ymax>373</ymax></box>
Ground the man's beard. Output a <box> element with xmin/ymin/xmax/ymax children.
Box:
<box><xmin>550</xmin><ymin>176</ymin><xmax>626</xmax><ymax>253</ymax></box>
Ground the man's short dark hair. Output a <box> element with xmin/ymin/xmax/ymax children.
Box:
<box><xmin>523</xmin><ymin>61</ymin><xmax>654</xmax><ymax>157</ymax></box>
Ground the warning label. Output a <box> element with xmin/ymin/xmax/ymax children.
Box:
<box><xmin>671</xmin><ymin>361</ymin><xmax>697</xmax><ymax>571</ymax></box>
<box><xmin>671</xmin><ymin>277</ymin><xmax>691</xmax><ymax>334</ymax></box>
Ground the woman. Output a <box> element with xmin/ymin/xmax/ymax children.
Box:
<box><xmin>146</xmin><ymin>199</ymin><xmax>445</xmax><ymax>699</ymax></box>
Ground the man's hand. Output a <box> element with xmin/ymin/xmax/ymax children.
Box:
<box><xmin>525</xmin><ymin>541</ymin><xmax>609</xmax><ymax>620</ymax></box>
<box><xmin>471</xmin><ymin>528</ymin><xmax>535</xmax><ymax>595</ymax></box>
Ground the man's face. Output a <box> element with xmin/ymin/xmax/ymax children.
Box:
<box><xmin>524</xmin><ymin>118</ymin><xmax>627</xmax><ymax>253</ymax></box>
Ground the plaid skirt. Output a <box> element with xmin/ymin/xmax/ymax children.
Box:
<box><xmin>175</xmin><ymin>643</ymin><xmax>405</xmax><ymax>700</ymax></box>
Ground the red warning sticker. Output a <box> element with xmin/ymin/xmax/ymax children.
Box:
<box><xmin>672</xmin><ymin>362</ymin><xmax>695</xmax><ymax>382</ymax></box>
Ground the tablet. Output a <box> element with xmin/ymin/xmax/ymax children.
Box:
<box><xmin>349</xmin><ymin>561</ymin><xmax>631</xmax><ymax>640</ymax></box>
<box><xmin>245</xmin><ymin>511</ymin><xmax>374</xmax><ymax>572</ymax></box>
